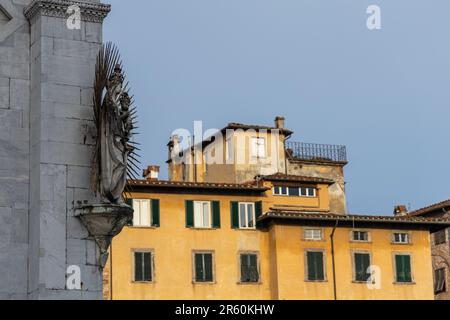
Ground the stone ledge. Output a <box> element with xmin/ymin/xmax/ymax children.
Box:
<box><xmin>24</xmin><ymin>0</ymin><xmax>111</xmax><ymax>23</ymax></box>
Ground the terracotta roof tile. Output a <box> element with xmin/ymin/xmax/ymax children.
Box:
<box><xmin>128</xmin><ymin>179</ymin><xmax>269</xmax><ymax>191</ymax></box>
<box><xmin>408</xmin><ymin>199</ymin><xmax>450</xmax><ymax>217</ymax></box>
<box><xmin>256</xmin><ymin>173</ymin><xmax>334</xmax><ymax>184</ymax></box>
<box><xmin>259</xmin><ymin>209</ymin><xmax>450</xmax><ymax>227</ymax></box>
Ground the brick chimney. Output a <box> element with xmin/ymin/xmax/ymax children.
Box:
<box><xmin>143</xmin><ymin>165</ymin><xmax>160</xmax><ymax>181</ymax></box>
<box><xmin>275</xmin><ymin>116</ymin><xmax>285</xmax><ymax>130</ymax></box>
<box><xmin>393</xmin><ymin>205</ymin><xmax>408</xmax><ymax>217</ymax></box>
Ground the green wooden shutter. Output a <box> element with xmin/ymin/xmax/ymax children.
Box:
<box><xmin>134</xmin><ymin>252</ymin><xmax>142</xmax><ymax>281</ymax></box>
<box><xmin>212</xmin><ymin>201</ymin><xmax>221</xmax><ymax>228</ymax></box>
<box><xmin>143</xmin><ymin>252</ymin><xmax>152</xmax><ymax>281</ymax></box>
<box><xmin>249</xmin><ymin>254</ymin><xmax>259</xmax><ymax>282</ymax></box>
<box><xmin>403</xmin><ymin>255</ymin><xmax>412</xmax><ymax>282</ymax></box>
<box><xmin>315</xmin><ymin>252</ymin><xmax>324</xmax><ymax>280</ymax></box>
<box><xmin>395</xmin><ymin>255</ymin><xmax>403</xmax><ymax>282</ymax></box>
<box><xmin>204</xmin><ymin>254</ymin><xmax>213</xmax><ymax>282</ymax></box>
<box><xmin>231</xmin><ymin>202</ymin><xmax>239</xmax><ymax>229</ymax></box>
<box><xmin>396</xmin><ymin>255</ymin><xmax>412</xmax><ymax>282</ymax></box>
<box><xmin>151</xmin><ymin>199</ymin><xmax>160</xmax><ymax>227</ymax></box>
<box><xmin>307</xmin><ymin>252</ymin><xmax>324</xmax><ymax>281</ymax></box>
<box><xmin>355</xmin><ymin>253</ymin><xmax>370</xmax><ymax>281</ymax></box>
<box><xmin>255</xmin><ymin>201</ymin><xmax>263</xmax><ymax>228</ymax></box>
<box><xmin>185</xmin><ymin>200</ymin><xmax>194</xmax><ymax>228</ymax></box>
<box><xmin>240</xmin><ymin>254</ymin><xmax>249</xmax><ymax>282</ymax></box>
<box><xmin>194</xmin><ymin>254</ymin><xmax>203</xmax><ymax>282</ymax></box>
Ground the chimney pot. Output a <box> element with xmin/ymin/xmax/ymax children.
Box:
<box><xmin>275</xmin><ymin>116</ymin><xmax>285</xmax><ymax>129</ymax></box>
<box><xmin>393</xmin><ymin>205</ymin><xmax>408</xmax><ymax>217</ymax></box>
<box><xmin>143</xmin><ymin>165</ymin><xmax>160</xmax><ymax>180</ymax></box>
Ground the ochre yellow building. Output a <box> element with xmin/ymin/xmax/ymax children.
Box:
<box><xmin>105</xmin><ymin>117</ymin><xmax>449</xmax><ymax>300</ymax></box>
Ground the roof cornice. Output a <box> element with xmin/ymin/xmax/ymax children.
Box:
<box><xmin>24</xmin><ymin>0</ymin><xmax>111</xmax><ymax>23</ymax></box>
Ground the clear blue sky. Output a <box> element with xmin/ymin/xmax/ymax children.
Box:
<box><xmin>104</xmin><ymin>0</ymin><xmax>450</xmax><ymax>215</ymax></box>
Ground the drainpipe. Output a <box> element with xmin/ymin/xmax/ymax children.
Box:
<box><xmin>330</xmin><ymin>220</ymin><xmax>339</xmax><ymax>300</ymax></box>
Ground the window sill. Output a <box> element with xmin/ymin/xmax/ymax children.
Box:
<box><xmin>189</xmin><ymin>227</ymin><xmax>219</xmax><ymax>231</ymax></box>
<box><xmin>128</xmin><ymin>226</ymin><xmax>158</xmax><ymax>229</ymax></box>
<box><xmin>131</xmin><ymin>281</ymin><xmax>155</xmax><ymax>284</ymax></box>
<box><xmin>393</xmin><ymin>281</ymin><xmax>416</xmax><ymax>285</ymax></box>
<box><xmin>391</xmin><ymin>242</ymin><xmax>412</xmax><ymax>246</ymax></box>
<box><xmin>192</xmin><ymin>281</ymin><xmax>216</xmax><ymax>285</ymax></box>
<box><xmin>352</xmin><ymin>280</ymin><xmax>372</xmax><ymax>284</ymax></box>
<box><xmin>304</xmin><ymin>280</ymin><xmax>328</xmax><ymax>283</ymax></box>
<box><xmin>349</xmin><ymin>240</ymin><xmax>372</xmax><ymax>244</ymax></box>
<box><xmin>234</xmin><ymin>228</ymin><xmax>258</xmax><ymax>232</ymax></box>
<box><xmin>237</xmin><ymin>281</ymin><xmax>262</xmax><ymax>285</ymax></box>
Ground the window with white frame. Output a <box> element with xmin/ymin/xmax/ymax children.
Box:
<box><xmin>251</xmin><ymin>137</ymin><xmax>266</xmax><ymax>158</ymax></box>
<box><xmin>351</xmin><ymin>230</ymin><xmax>370</xmax><ymax>242</ymax></box>
<box><xmin>273</xmin><ymin>186</ymin><xmax>316</xmax><ymax>197</ymax></box>
<box><xmin>239</xmin><ymin>202</ymin><xmax>256</xmax><ymax>229</ymax></box>
<box><xmin>194</xmin><ymin>201</ymin><xmax>212</xmax><ymax>228</ymax></box>
<box><xmin>393</xmin><ymin>232</ymin><xmax>410</xmax><ymax>244</ymax></box>
<box><xmin>304</xmin><ymin>229</ymin><xmax>323</xmax><ymax>241</ymax></box>
<box><xmin>132</xmin><ymin>199</ymin><xmax>152</xmax><ymax>227</ymax></box>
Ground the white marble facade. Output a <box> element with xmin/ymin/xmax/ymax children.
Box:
<box><xmin>0</xmin><ymin>0</ymin><xmax>110</xmax><ymax>299</ymax></box>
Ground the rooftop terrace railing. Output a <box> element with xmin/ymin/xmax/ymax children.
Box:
<box><xmin>286</xmin><ymin>141</ymin><xmax>347</xmax><ymax>163</ymax></box>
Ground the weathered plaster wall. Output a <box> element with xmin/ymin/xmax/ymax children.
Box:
<box><xmin>287</xmin><ymin>159</ymin><xmax>347</xmax><ymax>214</ymax></box>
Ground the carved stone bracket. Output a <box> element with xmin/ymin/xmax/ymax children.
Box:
<box><xmin>75</xmin><ymin>203</ymin><xmax>132</xmax><ymax>269</ymax></box>
<box><xmin>24</xmin><ymin>0</ymin><xmax>111</xmax><ymax>23</ymax></box>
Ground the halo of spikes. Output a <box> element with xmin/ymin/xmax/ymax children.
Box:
<box><xmin>91</xmin><ymin>42</ymin><xmax>141</xmax><ymax>200</ymax></box>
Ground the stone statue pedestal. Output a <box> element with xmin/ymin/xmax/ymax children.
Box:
<box><xmin>75</xmin><ymin>204</ymin><xmax>133</xmax><ymax>269</ymax></box>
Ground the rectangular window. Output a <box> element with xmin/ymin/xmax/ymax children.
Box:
<box><xmin>251</xmin><ymin>137</ymin><xmax>266</xmax><ymax>158</ymax></box>
<box><xmin>240</xmin><ymin>253</ymin><xmax>259</xmax><ymax>283</ymax></box>
<box><xmin>395</xmin><ymin>254</ymin><xmax>413</xmax><ymax>283</ymax></box>
<box><xmin>435</xmin><ymin>229</ymin><xmax>447</xmax><ymax>245</ymax></box>
<box><xmin>393</xmin><ymin>233</ymin><xmax>410</xmax><ymax>244</ymax></box>
<box><xmin>132</xmin><ymin>199</ymin><xmax>151</xmax><ymax>227</ymax></box>
<box><xmin>304</xmin><ymin>229</ymin><xmax>323</xmax><ymax>241</ymax></box>
<box><xmin>306</xmin><ymin>251</ymin><xmax>325</xmax><ymax>281</ymax></box>
<box><xmin>306</xmin><ymin>188</ymin><xmax>316</xmax><ymax>197</ymax></box>
<box><xmin>273</xmin><ymin>186</ymin><xmax>316</xmax><ymax>197</ymax></box>
<box><xmin>435</xmin><ymin>268</ymin><xmax>446</xmax><ymax>293</ymax></box>
<box><xmin>238</xmin><ymin>202</ymin><xmax>256</xmax><ymax>229</ymax></box>
<box><xmin>352</xmin><ymin>231</ymin><xmax>370</xmax><ymax>242</ymax></box>
<box><xmin>193</xmin><ymin>201</ymin><xmax>211</xmax><ymax>228</ymax></box>
<box><xmin>194</xmin><ymin>252</ymin><xmax>214</xmax><ymax>283</ymax></box>
<box><xmin>133</xmin><ymin>251</ymin><xmax>152</xmax><ymax>282</ymax></box>
<box><xmin>354</xmin><ymin>253</ymin><xmax>371</xmax><ymax>282</ymax></box>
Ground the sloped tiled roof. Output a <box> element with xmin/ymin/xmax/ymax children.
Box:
<box><xmin>408</xmin><ymin>199</ymin><xmax>450</xmax><ymax>217</ymax></box>
<box><xmin>256</xmin><ymin>173</ymin><xmax>334</xmax><ymax>184</ymax></box>
<box><xmin>259</xmin><ymin>209</ymin><xmax>450</xmax><ymax>227</ymax></box>
<box><xmin>128</xmin><ymin>179</ymin><xmax>269</xmax><ymax>191</ymax></box>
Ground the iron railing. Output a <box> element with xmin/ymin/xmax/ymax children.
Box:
<box><xmin>286</xmin><ymin>142</ymin><xmax>347</xmax><ymax>163</ymax></box>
